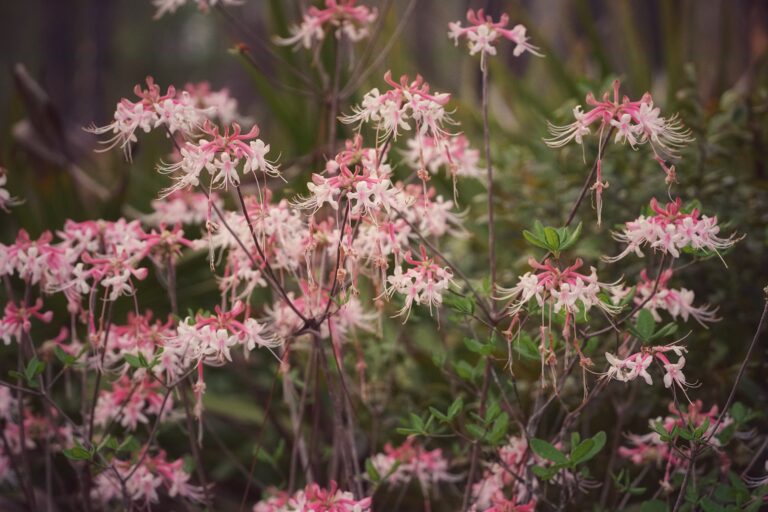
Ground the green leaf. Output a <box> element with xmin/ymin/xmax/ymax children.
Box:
<box><xmin>464</xmin><ymin>337</ymin><xmax>485</xmax><ymax>354</ymax></box>
<box><xmin>466</xmin><ymin>423</ymin><xmax>486</xmax><ymax>440</ymax></box>
<box><xmin>63</xmin><ymin>445</ymin><xmax>92</xmax><ymax>461</ymax></box>
<box><xmin>560</xmin><ymin>222</ymin><xmax>583</xmax><ymax>251</ymax></box>
<box><xmin>453</xmin><ymin>361</ymin><xmax>475</xmax><ymax>381</ymax></box>
<box><xmin>366</xmin><ymin>458</ymin><xmax>381</xmax><ymax>483</ymax></box>
<box><xmin>514</xmin><ymin>333</ymin><xmax>540</xmax><ymax>361</ymax></box>
<box><xmin>409</xmin><ymin>413</ymin><xmax>424</xmax><ymax>431</ymax></box>
<box><xmin>484</xmin><ymin>401</ymin><xmax>501</xmax><ymax>423</ymax></box>
<box><xmin>571</xmin><ymin>431</ymin><xmax>606</xmax><ymax>464</ymax></box>
<box><xmin>447</xmin><ymin>397</ymin><xmax>463</xmax><ymax>420</ymax></box>
<box><xmin>429</xmin><ymin>407</ymin><xmax>447</xmax><ymax>422</ymax></box>
<box><xmin>117</xmin><ymin>435</ymin><xmax>139</xmax><ymax>453</ymax></box>
<box><xmin>694</xmin><ymin>418</ymin><xmax>710</xmax><ymax>439</ymax></box>
<box><xmin>25</xmin><ymin>357</ymin><xmax>45</xmax><ymax>381</ymax></box>
<box><xmin>531</xmin><ymin>465</ymin><xmax>557</xmax><ymax>480</ymax></box>
<box><xmin>123</xmin><ymin>353</ymin><xmax>142</xmax><ymax>369</ymax></box>
<box><xmin>522</xmin><ymin>230</ymin><xmax>549</xmax><ymax>250</ymax></box>
<box><xmin>634</xmin><ymin>309</ymin><xmax>656</xmax><ymax>341</ymax></box>
<box><xmin>651</xmin><ymin>322</ymin><xmax>679</xmax><ymax>341</ymax></box>
<box><xmin>570</xmin><ymin>439</ymin><xmax>595</xmax><ymax>464</ymax></box>
<box><xmin>488</xmin><ymin>413</ymin><xmax>509</xmax><ymax>444</ymax></box>
<box><xmin>54</xmin><ymin>345</ymin><xmax>76</xmax><ymax>366</ymax></box>
<box><xmin>730</xmin><ymin>402</ymin><xmax>746</xmax><ymax>423</ymax></box>
<box><xmin>543</xmin><ymin>227</ymin><xmax>561</xmax><ymax>252</ymax></box>
<box><xmin>445</xmin><ymin>293</ymin><xmax>475</xmax><ymax>316</ymax></box>
<box><xmin>699</xmin><ymin>497</ymin><xmax>727</xmax><ymax>512</ymax></box>
<box><xmin>570</xmin><ymin>432</ymin><xmax>581</xmax><ymax>448</ymax></box>
<box><xmin>529</xmin><ymin>438</ymin><xmax>568</xmax><ymax>464</ymax></box>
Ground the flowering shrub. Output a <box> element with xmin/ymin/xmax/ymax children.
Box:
<box><xmin>1</xmin><ymin>2</ymin><xmax>767</xmax><ymax>512</ymax></box>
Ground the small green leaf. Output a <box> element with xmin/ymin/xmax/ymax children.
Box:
<box><xmin>366</xmin><ymin>458</ymin><xmax>381</xmax><ymax>483</ymax></box>
<box><xmin>54</xmin><ymin>346</ymin><xmax>77</xmax><ymax>366</ymax></box>
<box><xmin>522</xmin><ymin>230</ymin><xmax>549</xmax><ymax>250</ymax></box>
<box><xmin>543</xmin><ymin>227</ymin><xmax>561</xmax><ymax>251</ymax></box>
<box><xmin>466</xmin><ymin>423</ymin><xmax>486</xmax><ymax>440</ymax></box>
<box><xmin>514</xmin><ymin>333</ymin><xmax>540</xmax><ymax>361</ymax></box>
<box><xmin>699</xmin><ymin>497</ymin><xmax>727</xmax><ymax>512</ymax></box>
<box><xmin>582</xmin><ymin>431</ymin><xmax>607</xmax><ymax>462</ymax></box>
<box><xmin>484</xmin><ymin>401</ymin><xmax>501</xmax><ymax>423</ymax></box>
<box><xmin>63</xmin><ymin>445</ymin><xmax>92</xmax><ymax>461</ymax></box>
<box><xmin>447</xmin><ymin>397</ymin><xmax>463</xmax><ymax>420</ymax></box>
<box><xmin>453</xmin><ymin>361</ymin><xmax>475</xmax><ymax>381</ymax></box>
<box><xmin>559</xmin><ymin>222</ymin><xmax>583</xmax><ymax>251</ymax></box>
<box><xmin>488</xmin><ymin>413</ymin><xmax>509</xmax><ymax>443</ymax></box>
<box><xmin>429</xmin><ymin>407</ymin><xmax>448</xmax><ymax>422</ymax></box>
<box><xmin>464</xmin><ymin>337</ymin><xmax>485</xmax><ymax>354</ymax></box>
<box><xmin>25</xmin><ymin>357</ymin><xmax>45</xmax><ymax>381</ymax></box>
<box><xmin>570</xmin><ymin>439</ymin><xmax>595</xmax><ymax>464</ymax></box>
<box><xmin>409</xmin><ymin>413</ymin><xmax>424</xmax><ymax>431</ymax></box>
<box><xmin>529</xmin><ymin>438</ymin><xmax>568</xmax><ymax>464</ymax></box>
<box><xmin>123</xmin><ymin>354</ymin><xmax>142</xmax><ymax>368</ymax></box>
<box><xmin>532</xmin><ymin>465</ymin><xmax>557</xmax><ymax>480</ymax></box>
<box><xmin>444</xmin><ymin>293</ymin><xmax>475</xmax><ymax>315</ymax></box>
<box><xmin>634</xmin><ymin>309</ymin><xmax>656</xmax><ymax>341</ymax></box>
<box><xmin>651</xmin><ymin>322</ymin><xmax>678</xmax><ymax>341</ymax></box>
<box><xmin>570</xmin><ymin>432</ymin><xmax>581</xmax><ymax>448</ymax></box>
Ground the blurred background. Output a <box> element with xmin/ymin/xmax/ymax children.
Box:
<box><xmin>1</xmin><ymin>0</ymin><xmax>767</xmax><ymax>508</ymax></box>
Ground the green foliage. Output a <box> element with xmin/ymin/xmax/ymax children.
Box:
<box><xmin>522</xmin><ymin>221</ymin><xmax>583</xmax><ymax>257</ymax></box>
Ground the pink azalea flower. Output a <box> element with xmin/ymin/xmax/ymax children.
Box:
<box><xmin>86</xmin><ymin>77</ymin><xmax>215</xmax><ymax>160</ymax></box>
<box><xmin>449</xmin><ymin>9</ymin><xmax>542</xmax><ymax>69</ymax></box>
<box><xmin>341</xmin><ymin>72</ymin><xmax>453</xmax><ymax>144</ymax></box>
<box><xmin>605</xmin><ymin>197</ymin><xmax>740</xmax><ymax>264</ymax></box>
<box><xmin>610</xmin><ymin>268</ymin><xmax>719</xmax><ymax>327</ymax></box>
<box><xmin>545</xmin><ymin>80</ymin><xmax>693</xmax><ymax>223</ymax></box>
<box><xmin>385</xmin><ymin>245</ymin><xmax>454</xmax><ymax>320</ymax></box>
<box><xmin>158</xmin><ymin>121</ymin><xmax>280</xmax><ymax>196</ymax></box>
<box><xmin>274</xmin><ymin>0</ymin><xmax>377</xmax><ymax>49</ymax></box>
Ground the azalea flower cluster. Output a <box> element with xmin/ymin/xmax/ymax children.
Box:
<box><xmin>93</xmin><ymin>375</ymin><xmax>171</xmax><ymax>431</ymax></box>
<box><xmin>87</xmin><ymin>77</ymin><xmax>218</xmax><ymax>159</ymax></box>
<box><xmin>0</xmin><ymin>220</ymin><xmax>153</xmax><ymax>318</ymax></box>
<box><xmin>295</xmin><ymin>136</ymin><xmax>408</xmax><ymax>218</ymax></box>
<box><xmin>606</xmin><ymin>197</ymin><xmax>739</xmax><ymax>263</ymax></box>
<box><xmin>611</xmin><ymin>268</ymin><xmax>719</xmax><ymax>326</ymax></box>
<box><xmin>386</xmin><ymin>246</ymin><xmax>454</xmax><ymax>320</ymax></box>
<box><xmin>545</xmin><ymin>80</ymin><xmax>693</xmax><ymax>223</ymax></box>
<box><xmin>400</xmin><ymin>184</ymin><xmax>466</xmax><ymax>239</ymax></box>
<box><xmin>403</xmin><ymin>134</ymin><xmax>483</xmax><ymax>181</ymax></box>
<box><xmin>184</xmin><ymin>81</ymin><xmax>250</xmax><ymax>126</ymax></box>
<box><xmin>92</xmin><ymin>449</ymin><xmax>204</xmax><ymax>505</ymax></box>
<box><xmin>604</xmin><ymin>343</ymin><xmax>694</xmax><ymax>396</ymax></box>
<box><xmin>158</xmin><ymin>120</ymin><xmax>280</xmax><ymax>196</ymax></box>
<box><xmin>545</xmin><ymin>79</ymin><xmax>692</xmax><ymax>165</ymax></box>
<box><xmin>449</xmin><ymin>9</ymin><xmax>542</xmax><ymax>69</ymax></box>
<box><xmin>275</xmin><ymin>0</ymin><xmax>377</xmax><ymax>50</ymax></box>
<box><xmin>499</xmin><ymin>257</ymin><xmax>619</xmax><ymax>329</ymax></box>
<box><xmin>369</xmin><ymin>437</ymin><xmax>458</xmax><ymax>489</ymax></box>
<box><xmin>0</xmin><ymin>299</ymin><xmax>53</xmax><ymax>345</ymax></box>
<box><xmin>171</xmin><ymin>301</ymin><xmax>278</xmax><ymax>367</ymax></box>
<box><xmin>620</xmin><ymin>401</ymin><xmax>733</xmax><ymax>489</ymax></box>
<box><xmin>252</xmin><ymin>481</ymin><xmax>372</xmax><ymax>512</ymax></box>
<box><xmin>341</xmin><ymin>72</ymin><xmax>453</xmax><ymax>146</ymax></box>
<box><xmin>471</xmin><ymin>436</ymin><xmax>536</xmax><ymax>512</ymax></box>
<box><xmin>151</xmin><ymin>0</ymin><xmax>242</xmax><ymax>19</ymax></box>
<box><xmin>142</xmin><ymin>190</ymin><xmax>218</xmax><ymax>227</ymax></box>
